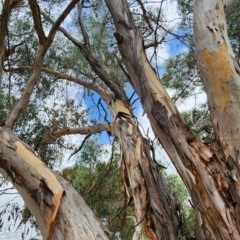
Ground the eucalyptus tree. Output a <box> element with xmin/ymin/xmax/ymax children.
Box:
<box><xmin>0</xmin><ymin>0</ymin><xmax>187</xmax><ymax>239</ymax></box>
<box><xmin>105</xmin><ymin>0</ymin><xmax>240</xmax><ymax>239</ymax></box>
<box><xmin>2</xmin><ymin>0</ymin><xmax>240</xmax><ymax>239</ymax></box>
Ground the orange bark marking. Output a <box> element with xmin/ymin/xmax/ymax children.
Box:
<box><xmin>47</xmin><ymin>191</ymin><xmax>63</xmax><ymax>240</ymax></box>
<box><xmin>201</xmin><ymin>44</ymin><xmax>232</xmax><ymax>109</ymax></box>
<box><xmin>15</xmin><ymin>141</ymin><xmax>63</xmax><ymax>195</ymax></box>
<box><xmin>15</xmin><ymin>141</ymin><xmax>64</xmax><ymax>239</ymax></box>
<box><xmin>46</xmin><ymin>191</ymin><xmax>63</xmax><ymax>227</ymax></box>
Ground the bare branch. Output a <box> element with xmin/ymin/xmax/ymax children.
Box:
<box><xmin>29</xmin><ymin>0</ymin><xmax>47</xmax><ymax>44</ymax></box>
<box><xmin>4</xmin><ymin>41</ymin><xmax>25</xmax><ymax>59</ymax></box>
<box><xmin>45</xmin><ymin>0</ymin><xmax>79</xmax><ymax>49</ymax></box>
<box><xmin>144</xmin><ymin>33</ymin><xmax>167</xmax><ymax>49</ymax></box>
<box><xmin>52</xmin><ymin>122</ymin><xmax>110</xmax><ymax>139</ymax></box>
<box><xmin>77</xmin><ymin>1</ymin><xmax>90</xmax><ymax>47</ymax></box>
<box><xmin>5</xmin><ymin>45</ymin><xmax>46</xmax><ymax>128</ymax></box>
<box><xmin>40</xmin><ymin>122</ymin><xmax>110</xmax><ymax>146</ymax></box>
<box><xmin>68</xmin><ymin>134</ymin><xmax>91</xmax><ymax>160</ymax></box>
<box><xmin>136</xmin><ymin>0</ymin><xmax>154</xmax><ymax>33</ymax></box>
<box><xmin>5</xmin><ymin>65</ymin><xmax>114</xmax><ymax>102</ymax></box>
<box><xmin>194</xmin><ymin>122</ymin><xmax>212</xmax><ymax>133</ymax></box>
<box><xmin>39</xmin><ymin>122</ymin><xmax>110</xmax><ymax>159</ymax></box>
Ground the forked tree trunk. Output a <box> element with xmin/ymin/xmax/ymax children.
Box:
<box><xmin>0</xmin><ymin>1</ymin><xmax>188</xmax><ymax>238</ymax></box>
<box><xmin>52</xmin><ymin>18</ymin><xmax>189</xmax><ymax>238</ymax></box>
<box><xmin>5</xmin><ymin>0</ymin><xmax>238</xmax><ymax>239</ymax></box>
<box><xmin>105</xmin><ymin>0</ymin><xmax>240</xmax><ymax>239</ymax></box>
<box><xmin>0</xmin><ymin>127</ymin><xmax>109</xmax><ymax>240</ymax></box>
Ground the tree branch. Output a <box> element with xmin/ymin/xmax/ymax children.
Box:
<box><xmin>4</xmin><ymin>41</ymin><xmax>25</xmax><ymax>59</ymax></box>
<box><xmin>77</xmin><ymin>1</ymin><xmax>90</xmax><ymax>47</ymax></box>
<box><xmin>45</xmin><ymin>0</ymin><xmax>79</xmax><ymax>49</ymax></box>
<box><xmin>43</xmin><ymin>122</ymin><xmax>110</xmax><ymax>144</ymax></box>
<box><xmin>39</xmin><ymin>122</ymin><xmax>110</xmax><ymax>158</ymax></box>
<box><xmin>143</xmin><ymin>33</ymin><xmax>166</xmax><ymax>49</ymax></box>
<box><xmin>136</xmin><ymin>0</ymin><xmax>154</xmax><ymax>33</ymax></box>
<box><xmin>5</xmin><ymin>65</ymin><xmax>114</xmax><ymax>102</ymax></box>
<box><xmin>42</xmin><ymin>67</ymin><xmax>113</xmax><ymax>102</ymax></box>
<box><xmin>29</xmin><ymin>0</ymin><xmax>47</xmax><ymax>44</ymax></box>
<box><xmin>41</xmin><ymin>10</ymin><xmax>129</xmax><ymax>104</ymax></box>
<box><xmin>68</xmin><ymin>134</ymin><xmax>91</xmax><ymax>160</ymax></box>
<box><xmin>194</xmin><ymin>122</ymin><xmax>212</xmax><ymax>133</ymax></box>
<box><xmin>5</xmin><ymin>0</ymin><xmax>79</xmax><ymax>129</ymax></box>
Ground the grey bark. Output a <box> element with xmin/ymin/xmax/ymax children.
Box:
<box><xmin>105</xmin><ymin>0</ymin><xmax>240</xmax><ymax>239</ymax></box>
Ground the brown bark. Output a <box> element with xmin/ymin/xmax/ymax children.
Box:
<box><xmin>105</xmin><ymin>0</ymin><xmax>240</xmax><ymax>239</ymax></box>
<box><xmin>0</xmin><ymin>0</ymin><xmax>23</xmax><ymax>89</ymax></box>
<box><xmin>108</xmin><ymin>99</ymin><xmax>188</xmax><ymax>240</ymax></box>
<box><xmin>0</xmin><ymin>127</ymin><xmax>109</xmax><ymax>240</ymax></box>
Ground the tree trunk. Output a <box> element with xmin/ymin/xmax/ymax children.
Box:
<box><xmin>105</xmin><ymin>0</ymin><xmax>240</xmax><ymax>239</ymax></box>
<box><xmin>0</xmin><ymin>102</ymin><xmax>188</xmax><ymax>240</ymax></box>
<box><xmin>194</xmin><ymin>0</ymin><xmax>240</xmax><ymax>158</ymax></box>
<box><xmin>108</xmin><ymin>98</ymin><xmax>188</xmax><ymax>240</ymax></box>
<box><xmin>0</xmin><ymin>127</ymin><xmax>109</xmax><ymax>240</ymax></box>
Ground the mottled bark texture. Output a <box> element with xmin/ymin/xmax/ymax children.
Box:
<box><xmin>105</xmin><ymin>0</ymin><xmax>240</xmax><ymax>239</ymax></box>
<box><xmin>0</xmin><ymin>127</ymin><xmax>109</xmax><ymax>240</ymax></box>
<box><xmin>108</xmin><ymin>99</ymin><xmax>189</xmax><ymax>240</ymax></box>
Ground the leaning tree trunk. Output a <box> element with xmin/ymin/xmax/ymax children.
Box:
<box><xmin>0</xmin><ymin>127</ymin><xmax>109</xmax><ymax>240</ymax></box>
<box><xmin>107</xmin><ymin>98</ymin><xmax>189</xmax><ymax>240</ymax></box>
<box><xmin>105</xmin><ymin>0</ymin><xmax>240</xmax><ymax>239</ymax></box>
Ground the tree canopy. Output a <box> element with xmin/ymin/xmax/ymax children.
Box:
<box><xmin>1</xmin><ymin>0</ymin><xmax>240</xmax><ymax>239</ymax></box>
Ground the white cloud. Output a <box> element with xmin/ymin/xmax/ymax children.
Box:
<box><xmin>162</xmin><ymin>0</ymin><xmax>182</xmax><ymax>28</ymax></box>
<box><xmin>146</xmin><ymin>41</ymin><xmax>171</xmax><ymax>65</ymax></box>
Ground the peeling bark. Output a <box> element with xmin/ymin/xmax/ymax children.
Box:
<box><xmin>108</xmin><ymin>99</ymin><xmax>188</xmax><ymax>240</ymax></box>
<box><xmin>1</xmin><ymin>0</ymin><xmax>239</xmax><ymax>238</ymax></box>
<box><xmin>105</xmin><ymin>0</ymin><xmax>240</xmax><ymax>239</ymax></box>
<box><xmin>0</xmin><ymin>127</ymin><xmax>109</xmax><ymax>240</ymax></box>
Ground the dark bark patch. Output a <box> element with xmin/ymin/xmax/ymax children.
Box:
<box><xmin>114</xmin><ymin>32</ymin><xmax>123</xmax><ymax>44</ymax></box>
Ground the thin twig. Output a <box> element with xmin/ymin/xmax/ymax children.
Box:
<box><xmin>68</xmin><ymin>134</ymin><xmax>91</xmax><ymax>160</ymax></box>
